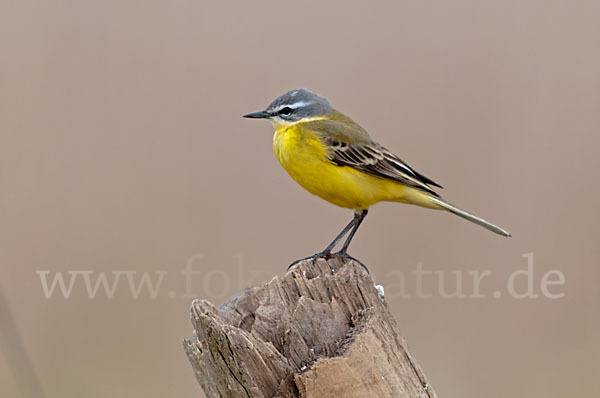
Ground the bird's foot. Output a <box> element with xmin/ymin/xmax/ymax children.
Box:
<box><xmin>287</xmin><ymin>251</ymin><xmax>332</xmax><ymax>271</ymax></box>
<box><xmin>328</xmin><ymin>251</ymin><xmax>370</xmax><ymax>274</ymax></box>
<box><xmin>287</xmin><ymin>251</ymin><xmax>369</xmax><ymax>274</ymax></box>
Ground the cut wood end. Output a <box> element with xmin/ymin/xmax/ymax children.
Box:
<box><xmin>183</xmin><ymin>257</ymin><xmax>437</xmax><ymax>398</ymax></box>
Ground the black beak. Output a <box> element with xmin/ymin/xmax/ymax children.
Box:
<box><xmin>242</xmin><ymin>110</ymin><xmax>270</xmax><ymax>119</ymax></box>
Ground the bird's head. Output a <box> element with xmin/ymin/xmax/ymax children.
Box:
<box><xmin>243</xmin><ymin>88</ymin><xmax>333</xmax><ymax>125</ymax></box>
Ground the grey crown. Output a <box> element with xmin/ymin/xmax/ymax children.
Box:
<box><xmin>265</xmin><ymin>89</ymin><xmax>334</xmax><ymax>122</ymax></box>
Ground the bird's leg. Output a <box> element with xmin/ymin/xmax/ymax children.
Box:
<box><xmin>336</xmin><ymin>209</ymin><xmax>368</xmax><ymax>255</ymax></box>
<box><xmin>331</xmin><ymin>210</ymin><xmax>370</xmax><ymax>273</ymax></box>
<box><xmin>287</xmin><ymin>214</ymin><xmax>357</xmax><ymax>270</ymax></box>
<box><xmin>319</xmin><ymin>215</ymin><xmax>358</xmax><ymax>256</ymax></box>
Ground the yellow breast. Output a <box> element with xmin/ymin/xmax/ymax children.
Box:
<box><xmin>272</xmin><ymin>121</ymin><xmax>424</xmax><ymax>210</ymax></box>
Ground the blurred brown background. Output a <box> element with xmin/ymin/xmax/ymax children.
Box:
<box><xmin>1</xmin><ymin>1</ymin><xmax>598</xmax><ymax>397</ymax></box>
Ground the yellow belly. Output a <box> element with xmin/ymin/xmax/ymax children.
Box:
<box><xmin>272</xmin><ymin>123</ymin><xmax>438</xmax><ymax>210</ymax></box>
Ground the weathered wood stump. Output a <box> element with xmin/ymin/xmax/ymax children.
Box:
<box><xmin>183</xmin><ymin>257</ymin><xmax>437</xmax><ymax>398</ymax></box>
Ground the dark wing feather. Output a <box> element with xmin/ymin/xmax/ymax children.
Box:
<box><xmin>302</xmin><ymin>115</ymin><xmax>442</xmax><ymax>196</ymax></box>
<box><xmin>325</xmin><ymin>138</ymin><xmax>443</xmax><ymax>197</ymax></box>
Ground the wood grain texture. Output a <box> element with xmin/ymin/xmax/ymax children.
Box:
<box><xmin>183</xmin><ymin>257</ymin><xmax>437</xmax><ymax>398</ymax></box>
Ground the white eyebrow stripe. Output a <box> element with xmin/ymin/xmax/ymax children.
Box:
<box><xmin>274</xmin><ymin>101</ymin><xmax>312</xmax><ymax>112</ymax></box>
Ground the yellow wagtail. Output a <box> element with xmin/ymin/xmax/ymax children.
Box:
<box><xmin>244</xmin><ymin>89</ymin><xmax>510</xmax><ymax>267</ymax></box>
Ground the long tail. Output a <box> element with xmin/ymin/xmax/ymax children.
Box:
<box><xmin>428</xmin><ymin>196</ymin><xmax>511</xmax><ymax>237</ymax></box>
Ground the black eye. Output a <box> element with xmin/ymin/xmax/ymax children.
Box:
<box><xmin>279</xmin><ymin>107</ymin><xmax>293</xmax><ymax>115</ymax></box>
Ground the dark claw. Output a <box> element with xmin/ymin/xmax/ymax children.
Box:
<box><xmin>287</xmin><ymin>251</ymin><xmax>369</xmax><ymax>274</ymax></box>
<box><xmin>287</xmin><ymin>251</ymin><xmax>330</xmax><ymax>270</ymax></box>
<box><xmin>329</xmin><ymin>252</ymin><xmax>370</xmax><ymax>274</ymax></box>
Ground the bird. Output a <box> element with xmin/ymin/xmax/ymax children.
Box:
<box><xmin>243</xmin><ymin>88</ymin><xmax>510</xmax><ymax>268</ymax></box>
